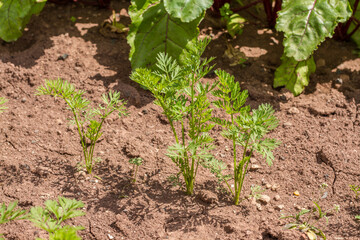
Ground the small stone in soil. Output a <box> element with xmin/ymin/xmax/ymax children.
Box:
<box><xmin>276</xmin><ymin>205</ymin><xmax>284</xmax><ymax>210</ymax></box>
<box><xmin>283</xmin><ymin>122</ymin><xmax>293</xmax><ymax>128</ymax></box>
<box><xmin>249</xmin><ymin>164</ymin><xmax>261</xmax><ymax>171</ymax></box>
<box><xmin>258</xmin><ymin>195</ymin><xmax>271</xmax><ymax>204</ymax></box>
<box><xmin>274</xmin><ymin>195</ymin><xmax>280</xmax><ymax>201</ymax></box>
<box><xmin>335</xmin><ymin>78</ymin><xmax>343</xmax><ymax>84</ymax></box>
<box><xmin>287</xmin><ymin>107</ymin><xmax>300</xmax><ymax>115</ymax></box>
<box><xmin>57</xmin><ymin>54</ymin><xmax>69</xmax><ymax>61</ymax></box>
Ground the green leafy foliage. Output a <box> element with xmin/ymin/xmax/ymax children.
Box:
<box><xmin>36</xmin><ymin>79</ymin><xmax>127</xmax><ymax>174</ymax></box>
<box><xmin>0</xmin><ymin>201</ymin><xmax>27</xmax><ymax>240</ymax></box>
<box><xmin>281</xmin><ymin>184</ymin><xmax>340</xmax><ymax>240</ymax></box>
<box><xmin>220</xmin><ymin>3</ymin><xmax>246</xmax><ymax>38</ymax></box>
<box><xmin>127</xmin><ymin>0</ymin><xmax>203</xmax><ymax>69</ymax></box>
<box><xmin>131</xmin><ymin>39</ymin><xmax>217</xmax><ymax>195</ymax></box>
<box><xmin>29</xmin><ymin>197</ymin><xmax>85</xmax><ymax>234</ymax></box>
<box><xmin>0</xmin><ymin>0</ymin><xmax>47</xmax><ymax>42</ymax></box>
<box><xmin>0</xmin><ymin>201</ymin><xmax>27</xmax><ymax>224</ymax></box>
<box><xmin>129</xmin><ymin>157</ymin><xmax>143</xmax><ymax>183</ymax></box>
<box><xmin>273</xmin><ymin>55</ymin><xmax>316</xmax><ymax>96</ymax></box>
<box><xmin>274</xmin><ymin>0</ymin><xmax>352</xmax><ymax>95</ymax></box>
<box><xmin>276</xmin><ymin>0</ymin><xmax>352</xmax><ymax>62</ymax></box>
<box><xmin>347</xmin><ymin>0</ymin><xmax>360</xmax><ymax>48</ymax></box>
<box><xmin>163</xmin><ymin>0</ymin><xmax>213</xmax><ymax>22</ymax></box>
<box><xmin>212</xmin><ymin>70</ymin><xmax>280</xmax><ymax>205</ymax></box>
<box><xmin>47</xmin><ymin>226</ymin><xmax>83</xmax><ymax>240</ymax></box>
<box><xmin>0</xmin><ymin>97</ymin><xmax>8</xmax><ymax>113</ymax></box>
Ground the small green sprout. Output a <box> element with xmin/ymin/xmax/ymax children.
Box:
<box><xmin>0</xmin><ymin>97</ymin><xmax>8</xmax><ymax>113</ymax></box>
<box><xmin>0</xmin><ymin>201</ymin><xmax>27</xmax><ymax>224</ymax></box>
<box><xmin>36</xmin><ymin>79</ymin><xmax>127</xmax><ymax>174</ymax></box>
<box><xmin>129</xmin><ymin>157</ymin><xmax>143</xmax><ymax>183</ymax></box>
<box><xmin>350</xmin><ymin>184</ymin><xmax>360</xmax><ymax>199</ymax></box>
<box><xmin>249</xmin><ymin>185</ymin><xmax>265</xmax><ymax>200</ymax></box>
<box><xmin>281</xmin><ymin>183</ymin><xmax>340</xmax><ymax>239</ymax></box>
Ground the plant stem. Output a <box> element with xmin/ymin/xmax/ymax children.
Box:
<box><xmin>133</xmin><ymin>165</ymin><xmax>138</xmax><ymax>183</ymax></box>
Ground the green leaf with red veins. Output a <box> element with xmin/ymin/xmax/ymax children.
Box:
<box><xmin>276</xmin><ymin>0</ymin><xmax>352</xmax><ymax>61</ymax></box>
<box><xmin>273</xmin><ymin>54</ymin><xmax>316</xmax><ymax>96</ymax></box>
<box><xmin>128</xmin><ymin>1</ymin><xmax>202</xmax><ymax>69</ymax></box>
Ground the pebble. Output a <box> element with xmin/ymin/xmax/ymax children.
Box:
<box><xmin>250</xmin><ymin>158</ymin><xmax>257</xmax><ymax>163</ymax></box>
<box><xmin>293</xmin><ymin>190</ymin><xmax>300</xmax><ymax>196</ymax></box>
<box><xmin>249</xmin><ymin>164</ymin><xmax>261</xmax><ymax>171</ymax></box>
<box><xmin>271</xmin><ymin>184</ymin><xmax>279</xmax><ymax>191</ymax></box>
<box><xmin>335</xmin><ymin>78</ymin><xmax>343</xmax><ymax>84</ymax></box>
<box><xmin>267</xmin><ymin>207</ymin><xmax>274</xmax><ymax>213</ymax></box>
<box><xmin>283</xmin><ymin>122</ymin><xmax>293</xmax><ymax>128</ymax></box>
<box><xmin>276</xmin><ymin>205</ymin><xmax>284</xmax><ymax>210</ymax></box>
<box><xmin>274</xmin><ymin>195</ymin><xmax>281</xmax><ymax>201</ymax></box>
<box><xmin>256</xmin><ymin>203</ymin><xmax>262</xmax><ymax>211</ymax></box>
<box><xmin>287</xmin><ymin>107</ymin><xmax>300</xmax><ymax>115</ymax></box>
<box><xmin>265</xmin><ymin>183</ymin><xmax>272</xmax><ymax>189</ymax></box>
<box><xmin>258</xmin><ymin>195</ymin><xmax>271</xmax><ymax>204</ymax></box>
<box><xmin>21</xmin><ymin>98</ymin><xmax>27</xmax><ymax>103</ymax></box>
<box><xmin>108</xmin><ymin>234</ymin><xmax>114</xmax><ymax>239</ymax></box>
<box><xmin>294</xmin><ymin>205</ymin><xmax>302</xmax><ymax>210</ymax></box>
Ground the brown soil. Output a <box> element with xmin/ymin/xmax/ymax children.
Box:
<box><xmin>1</xmin><ymin>2</ymin><xmax>360</xmax><ymax>240</ymax></box>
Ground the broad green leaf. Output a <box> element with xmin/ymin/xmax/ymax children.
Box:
<box><xmin>0</xmin><ymin>0</ymin><xmax>46</xmax><ymax>42</ymax></box>
<box><xmin>273</xmin><ymin>54</ymin><xmax>316</xmax><ymax>96</ymax></box>
<box><xmin>163</xmin><ymin>0</ymin><xmax>212</xmax><ymax>22</ymax></box>
<box><xmin>276</xmin><ymin>0</ymin><xmax>352</xmax><ymax>61</ymax></box>
<box><xmin>348</xmin><ymin>0</ymin><xmax>360</xmax><ymax>49</ymax></box>
<box><xmin>127</xmin><ymin>1</ymin><xmax>202</xmax><ymax>69</ymax></box>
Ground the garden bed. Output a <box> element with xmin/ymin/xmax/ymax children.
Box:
<box><xmin>0</xmin><ymin>2</ymin><xmax>360</xmax><ymax>239</ymax></box>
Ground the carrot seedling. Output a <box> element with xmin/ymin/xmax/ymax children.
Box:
<box><xmin>129</xmin><ymin>157</ymin><xmax>143</xmax><ymax>183</ymax></box>
<box><xmin>211</xmin><ymin>70</ymin><xmax>280</xmax><ymax>205</ymax></box>
<box><xmin>36</xmin><ymin>79</ymin><xmax>127</xmax><ymax>174</ymax></box>
<box><xmin>131</xmin><ymin>39</ymin><xmax>217</xmax><ymax>195</ymax></box>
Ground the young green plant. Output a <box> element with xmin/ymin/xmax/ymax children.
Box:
<box><xmin>131</xmin><ymin>39</ymin><xmax>217</xmax><ymax>195</ymax></box>
<box><xmin>0</xmin><ymin>97</ymin><xmax>8</xmax><ymax>113</ymax></box>
<box><xmin>129</xmin><ymin>157</ymin><xmax>143</xmax><ymax>183</ymax></box>
<box><xmin>0</xmin><ymin>201</ymin><xmax>27</xmax><ymax>240</ymax></box>
<box><xmin>211</xmin><ymin>70</ymin><xmax>280</xmax><ymax>205</ymax></box>
<box><xmin>350</xmin><ymin>184</ymin><xmax>360</xmax><ymax>199</ymax></box>
<box><xmin>36</xmin><ymin>79</ymin><xmax>127</xmax><ymax>174</ymax></box>
<box><xmin>349</xmin><ymin>184</ymin><xmax>360</xmax><ymax>220</ymax></box>
<box><xmin>28</xmin><ymin>197</ymin><xmax>85</xmax><ymax>239</ymax></box>
<box><xmin>281</xmin><ymin>183</ymin><xmax>340</xmax><ymax>240</ymax></box>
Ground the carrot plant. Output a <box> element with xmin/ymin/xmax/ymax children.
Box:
<box><xmin>36</xmin><ymin>79</ymin><xmax>127</xmax><ymax>174</ymax></box>
<box><xmin>129</xmin><ymin>157</ymin><xmax>143</xmax><ymax>183</ymax></box>
<box><xmin>211</xmin><ymin>70</ymin><xmax>280</xmax><ymax>205</ymax></box>
<box><xmin>131</xmin><ymin>39</ymin><xmax>217</xmax><ymax>195</ymax></box>
<box><xmin>28</xmin><ymin>197</ymin><xmax>85</xmax><ymax>239</ymax></box>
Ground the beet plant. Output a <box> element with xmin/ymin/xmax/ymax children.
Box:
<box><xmin>127</xmin><ymin>0</ymin><xmax>212</xmax><ymax>69</ymax></box>
<box><xmin>131</xmin><ymin>39</ymin><xmax>217</xmax><ymax>195</ymax></box>
<box><xmin>36</xmin><ymin>79</ymin><xmax>127</xmax><ymax>174</ymax></box>
<box><xmin>211</xmin><ymin>70</ymin><xmax>280</xmax><ymax>205</ymax></box>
